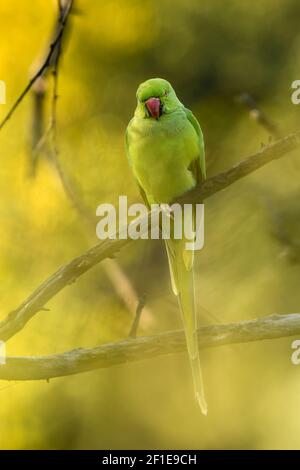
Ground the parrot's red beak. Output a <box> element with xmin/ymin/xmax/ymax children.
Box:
<box><xmin>145</xmin><ymin>97</ymin><xmax>161</xmax><ymax>119</ymax></box>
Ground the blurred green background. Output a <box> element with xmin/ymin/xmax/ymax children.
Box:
<box><xmin>1</xmin><ymin>0</ymin><xmax>300</xmax><ymax>450</ymax></box>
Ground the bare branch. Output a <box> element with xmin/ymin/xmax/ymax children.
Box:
<box><xmin>129</xmin><ymin>294</ymin><xmax>146</xmax><ymax>338</ymax></box>
<box><xmin>29</xmin><ymin>1</ymin><xmax>73</xmax><ymax>173</ymax></box>
<box><xmin>0</xmin><ymin>235</ymin><xmax>130</xmax><ymax>342</ymax></box>
<box><xmin>176</xmin><ymin>129</ymin><xmax>300</xmax><ymax>205</ymax></box>
<box><xmin>237</xmin><ymin>93</ymin><xmax>281</xmax><ymax>139</ymax></box>
<box><xmin>0</xmin><ymin>313</ymin><xmax>299</xmax><ymax>381</ymax></box>
<box><xmin>1</xmin><ymin>128</ymin><xmax>300</xmax><ymax>342</ymax></box>
<box><xmin>103</xmin><ymin>260</ymin><xmax>154</xmax><ymax>328</ymax></box>
<box><xmin>30</xmin><ymin>77</ymin><xmax>47</xmax><ymax>175</ymax></box>
<box><xmin>0</xmin><ymin>1</ymin><xmax>73</xmax><ymax>132</ymax></box>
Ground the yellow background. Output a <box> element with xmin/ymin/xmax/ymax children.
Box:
<box><xmin>0</xmin><ymin>0</ymin><xmax>300</xmax><ymax>449</ymax></box>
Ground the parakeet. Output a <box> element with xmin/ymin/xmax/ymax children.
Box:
<box><xmin>125</xmin><ymin>78</ymin><xmax>207</xmax><ymax>414</ymax></box>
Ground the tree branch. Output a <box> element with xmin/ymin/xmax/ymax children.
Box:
<box><xmin>237</xmin><ymin>93</ymin><xmax>281</xmax><ymax>139</ymax></box>
<box><xmin>0</xmin><ymin>0</ymin><xmax>73</xmax><ymax>132</ymax></box>
<box><xmin>0</xmin><ymin>313</ymin><xmax>299</xmax><ymax>381</ymax></box>
<box><xmin>1</xmin><ymin>128</ymin><xmax>300</xmax><ymax>342</ymax></box>
<box><xmin>176</xmin><ymin>129</ymin><xmax>300</xmax><ymax>204</ymax></box>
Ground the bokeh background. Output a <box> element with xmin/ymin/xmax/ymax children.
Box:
<box><xmin>1</xmin><ymin>0</ymin><xmax>300</xmax><ymax>450</ymax></box>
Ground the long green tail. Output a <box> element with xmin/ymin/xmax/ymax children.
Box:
<box><xmin>165</xmin><ymin>238</ymin><xmax>207</xmax><ymax>415</ymax></box>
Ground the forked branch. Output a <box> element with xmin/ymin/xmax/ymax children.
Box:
<box><xmin>0</xmin><ymin>128</ymin><xmax>300</xmax><ymax>342</ymax></box>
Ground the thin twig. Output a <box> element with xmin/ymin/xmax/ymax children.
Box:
<box><xmin>176</xmin><ymin>129</ymin><xmax>300</xmax><ymax>205</ymax></box>
<box><xmin>29</xmin><ymin>0</ymin><xmax>72</xmax><ymax>173</ymax></box>
<box><xmin>103</xmin><ymin>260</ymin><xmax>154</xmax><ymax>327</ymax></box>
<box><xmin>129</xmin><ymin>295</ymin><xmax>146</xmax><ymax>338</ymax></box>
<box><xmin>237</xmin><ymin>93</ymin><xmax>281</xmax><ymax>139</ymax></box>
<box><xmin>0</xmin><ymin>313</ymin><xmax>299</xmax><ymax>381</ymax></box>
<box><xmin>1</xmin><ymin>128</ymin><xmax>300</xmax><ymax>342</ymax></box>
<box><xmin>30</xmin><ymin>77</ymin><xmax>47</xmax><ymax>175</ymax></box>
<box><xmin>0</xmin><ymin>1</ymin><xmax>73</xmax><ymax>132</ymax></box>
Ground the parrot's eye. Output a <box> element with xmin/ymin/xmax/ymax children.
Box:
<box><xmin>164</xmin><ymin>90</ymin><xmax>168</xmax><ymax>96</ymax></box>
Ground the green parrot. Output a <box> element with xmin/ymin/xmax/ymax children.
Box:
<box><xmin>125</xmin><ymin>78</ymin><xmax>207</xmax><ymax>414</ymax></box>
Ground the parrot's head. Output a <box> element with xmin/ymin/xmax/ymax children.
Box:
<box><xmin>135</xmin><ymin>78</ymin><xmax>182</xmax><ymax>120</ymax></box>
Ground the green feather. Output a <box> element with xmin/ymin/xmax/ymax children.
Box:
<box><xmin>184</xmin><ymin>107</ymin><xmax>206</xmax><ymax>180</ymax></box>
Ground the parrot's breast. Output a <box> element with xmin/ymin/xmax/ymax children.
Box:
<box><xmin>127</xmin><ymin>109</ymin><xmax>199</xmax><ymax>204</ymax></box>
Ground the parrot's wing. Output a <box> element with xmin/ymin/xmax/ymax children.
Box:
<box><xmin>125</xmin><ymin>124</ymin><xmax>150</xmax><ymax>209</ymax></box>
<box><xmin>125</xmin><ymin>122</ymin><xmax>133</xmax><ymax>168</ymax></box>
<box><xmin>137</xmin><ymin>182</ymin><xmax>150</xmax><ymax>209</ymax></box>
<box><xmin>184</xmin><ymin>107</ymin><xmax>206</xmax><ymax>181</ymax></box>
